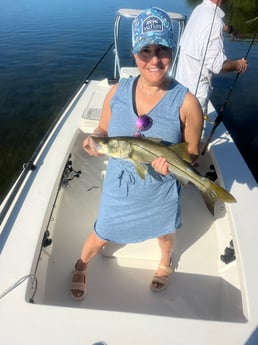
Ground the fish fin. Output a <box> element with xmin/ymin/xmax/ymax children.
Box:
<box><xmin>173</xmin><ymin>174</ymin><xmax>189</xmax><ymax>188</ymax></box>
<box><xmin>169</xmin><ymin>143</ymin><xmax>192</xmax><ymax>163</ymax></box>
<box><xmin>200</xmin><ymin>180</ymin><xmax>237</xmax><ymax>215</ymax></box>
<box><xmin>145</xmin><ymin>138</ymin><xmax>192</xmax><ymax>163</ymax></box>
<box><xmin>134</xmin><ymin>162</ymin><xmax>147</xmax><ymax>179</ymax></box>
<box><xmin>128</xmin><ymin>157</ymin><xmax>147</xmax><ymax>179</ymax></box>
<box><xmin>212</xmin><ymin>182</ymin><xmax>237</xmax><ymax>203</ymax></box>
<box><xmin>200</xmin><ymin>190</ymin><xmax>217</xmax><ymax>216</ymax></box>
<box><xmin>128</xmin><ymin>153</ymin><xmax>148</xmax><ymax>179</ymax></box>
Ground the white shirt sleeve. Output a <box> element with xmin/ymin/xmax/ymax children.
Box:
<box><xmin>202</xmin><ymin>22</ymin><xmax>227</xmax><ymax>74</ymax></box>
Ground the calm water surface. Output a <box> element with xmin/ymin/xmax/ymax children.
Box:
<box><xmin>0</xmin><ymin>0</ymin><xmax>257</xmax><ymax>199</ymax></box>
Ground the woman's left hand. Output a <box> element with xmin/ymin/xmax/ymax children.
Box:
<box><xmin>151</xmin><ymin>157</ymin><xmax>169</xmax><ymax>175</ymax></box>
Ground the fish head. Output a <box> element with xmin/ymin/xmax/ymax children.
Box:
<box><xmin>90</xmin><ymin>136</ymin><xmax>132</xmax><ymax>159</ymax></box>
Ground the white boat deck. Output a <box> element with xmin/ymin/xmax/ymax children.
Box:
<box><xmin>31</xmin><ymin>131</ymin><xmax>244</xmax><ymax>323</ymax></box>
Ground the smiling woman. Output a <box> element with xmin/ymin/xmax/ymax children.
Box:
<box><xmin>0</xmin><ymin>0</ymin><xmax>257</xmax><ymax>203</ymax></box>
<box><xmin>71</xmin><ymin>7</ymin><xmax>203</xmax><ymax>299</ymax></box>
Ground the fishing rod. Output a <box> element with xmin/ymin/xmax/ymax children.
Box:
<box><xmin>201</xmin><ymin>32</ymin><xmax>256</xmax><ymax>155</ymax></box>
<box><xmin>84</xmin><ymin>42</ymin><xmax>114</xmax><ymax>81</ymax></box>
<box><xmin>246</xmin><ymin>17</ymin><xmax>258</xmax><ymax>24</ymax></box>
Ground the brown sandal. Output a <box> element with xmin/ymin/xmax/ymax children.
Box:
<box><xmin>70</xmin><ymin>259</ymin><xmax>87</xmax><ymax>301</ymax></box>
<box><xmin>150</xmin><ymin>262</ymin><xmax>173</xmax><ymax>292</ymax></box>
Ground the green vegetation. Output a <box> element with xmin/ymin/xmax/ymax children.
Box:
<box><xmin>187</xmin><ymin>0</ymin><xmax>258</xmax><ymax>36</ymax></box>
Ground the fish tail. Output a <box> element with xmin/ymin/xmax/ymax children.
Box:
<box><xmin>201</xmin><ymin>181</ymin><xmax>236</xmax><ymax>216</ymax></box>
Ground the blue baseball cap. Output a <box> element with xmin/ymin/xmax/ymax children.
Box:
<box><xmin>132</xmin><ymin>7</ymin><xmax>176</xmax><ymax>54</ymax></box>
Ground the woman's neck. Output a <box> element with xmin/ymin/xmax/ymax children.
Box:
<box><xmin>138</xmin><ymin>76</ymin><xmax>171</xmax><ymax>97</ymax></box>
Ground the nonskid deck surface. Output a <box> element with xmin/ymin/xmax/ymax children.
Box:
<box><xmin>29</xmin><ymin>131</ymin><xmax>245</xmax><ymax>322</ymax></box>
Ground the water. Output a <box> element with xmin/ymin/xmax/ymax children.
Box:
<box><xmin>0</xmin><ymin>0</ymin><xmax>257</xmax><ymax>200</ymax></box>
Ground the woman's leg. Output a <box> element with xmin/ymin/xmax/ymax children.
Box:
<box><xmin>151</xmin><ymin>233</ymin><xmax>175</xmax><ymax>291</ymax></box>
<box><xmin>80</xmin><ymin>231</ymin><xmax>108</xmax><ymax>264</ymax></box>
<box><xmin>70</xmin><ymin>231</ymin><xmax>107</xmax><ymax>299</ymax></box>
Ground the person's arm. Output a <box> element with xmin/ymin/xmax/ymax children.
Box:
<box><xmin>83</xmin><ymin>83</ymin><xmax>118</xmax><ymax>155</ymax></box>
<box><xmin>97</xmin><ymin>83</ymin><xmax>118</xmax><ymax>134</ymax></box>
<box><xmin>179</xmin><ymin>92</ymin><xmax>203</xmax><ymax>163</ymax></box>
<box><xmin>151</xmin><ymin>91</ymin><xmax>203</xmax><ymax>174</ymax></box>
<box><xmin>221</xmin><ymin>58</ymin><xmax>248</xmax><ymax>73</ymax></box>
<box><xmin>203</xmin><ymin>23</ymin><xmax>247</xmax><ymax>75</ymax></box>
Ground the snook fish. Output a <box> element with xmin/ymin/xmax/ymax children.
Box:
<box><xmin>89</xmin><ymin>136</ymin><xmax>236</xmax><ymax>215</ymax></box>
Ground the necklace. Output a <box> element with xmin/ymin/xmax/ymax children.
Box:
<box><xmin>138</xmin><ymin>78</ymin><xmax>170</xmax><ymax>97</ymax></box>
<box><xmin>139</xmin><ymin>81</ymin><xmax>163</xmax><ymax>97</ymax></box>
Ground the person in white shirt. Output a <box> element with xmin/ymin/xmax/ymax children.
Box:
<box><xmin>175</xmin><ymin>0</ymin><xmax>248</xmax><ymax>115</ymax></box>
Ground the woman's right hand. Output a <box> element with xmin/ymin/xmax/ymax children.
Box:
<box><xmin>151</xmin><ymin>156</ymin><xmax>169</xmax><ymax>175</ymax></box>
<box><xmin>83</xmin><ymin>135</ymin><xmax>102</xmax><ymax>156</ymax></box>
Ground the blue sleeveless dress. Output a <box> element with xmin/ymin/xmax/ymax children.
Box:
<box><xmin>94</xmin><ymin>77</ymin><xmax>188</xmax><ymax>243</ymax></box>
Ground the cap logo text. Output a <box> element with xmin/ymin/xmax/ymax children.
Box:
<box><xmin>142</xmin><ymin>16</ymin><xmax>163</xmax><ymax>33</ymax></box>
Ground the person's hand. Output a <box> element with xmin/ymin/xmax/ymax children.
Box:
<box><xmin>83</xmin><ymin>135</ymin><xmax>102</xmax><ymax>156</ymax></box>
<box><xmin>237</xmin><ymin>58</ymin><xmax>248</xmax><ymax>73</ymax></box>
<box><xmin>151</xmin><ymin>157</ymin><xmax>169</xmax><ymax>175</ymax></box>
<box><xmin>224</xmin><ymin>25</ymin><xmax>239</xmax><ymax>40</ymax></box>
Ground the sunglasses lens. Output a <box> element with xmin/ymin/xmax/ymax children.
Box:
<box><xmin>136</xmin><ymin>115</ymin><xmax>153</xmax><ymax>131</ymax></box>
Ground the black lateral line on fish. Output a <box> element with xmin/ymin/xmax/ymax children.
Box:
<box><xmin>132</xmin><ymin>142</ymin><xmax>199</xmax><ymax>183</ymax></box>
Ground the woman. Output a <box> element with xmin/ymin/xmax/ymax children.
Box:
<box><xmin>70</xmin><ymin>7</ymin><xmax>203</xmax><ymax>300</ymax></box>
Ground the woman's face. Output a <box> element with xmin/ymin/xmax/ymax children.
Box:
<box><xmin>134</xmin><ymin>44</ymin><xmax>173</xmax><ymax>85</ymax></box>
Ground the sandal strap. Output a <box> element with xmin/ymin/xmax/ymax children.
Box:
<box><xmin>159</xmin><ymin>264</ymin><xmax>172</xmax><ymax>274</ymax></box>
<box><xmin>70</xmin><ymin>281</ymin><xmax>86</xmax><ymax>290</ymax></box>
<box><xmin>152</xmin><ymin>275</ymin><xmax>169</xmax><ymax>285</ymax></box>
<box><xmin>71</xmin><ymin>269</ymin><xmax>86</xmax><ymax>289</ymax></box>
<box><xmin>70</xmin><ymin>268</ymin><xmax>87</xmax><ymax>300</ymax></box>
<box><xmin>72</xmin><ymin>269</ymin><xmax>87</xmax><ymax>276</ymax></box>
<box><xmin>75</xmin><ymin>259</ymin><xmax>87</xmax><ymax>272</ymax></box>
